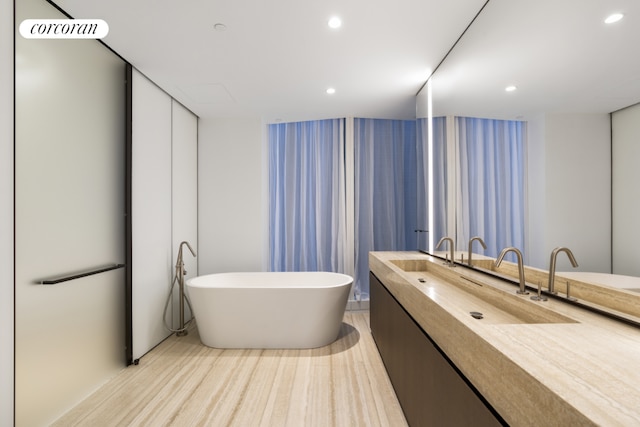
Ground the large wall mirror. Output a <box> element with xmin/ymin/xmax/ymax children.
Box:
<box><xmin>418</xmin><ymin>0</ymin><xmax>640</xmax><ymax>280</ymax></box>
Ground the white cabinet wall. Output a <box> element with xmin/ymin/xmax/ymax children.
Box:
<box><xmin>131</xmin><ymin>70</ymin><xmax>173</xmax><ymax>360</ymax></box>
<box><xmin>132</xmin><ymin>70</ymin><xmax>198</xmax><ymax>361</ymax></box>
<box><xmin>171</xmin><ymin>100</ymin><xmax>198</xmax><ymax>327</ymax></box>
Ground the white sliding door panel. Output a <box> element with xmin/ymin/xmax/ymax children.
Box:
<box><xmin>1</xmin><ymin>0</ymin><xmax>14</xmax><ymax>423</ymax></box>
<box><xmin>612</xmin><ymin>103</ymin><xmax>640</xmax><ymax>276</ymax></box>
<box><xmin>15</xmin><ymin>0</ymin><xmax>126</xmax><ymax>424</ymax></box>
<box><xmin>171</xmin><ymin>100</ymin><xmax>198</xmax><ymax>327</ymax></box>
<box><xmin>132</xmin><ymin>70</ymin><xmax>173</xmax><ymax>360</ymax></box>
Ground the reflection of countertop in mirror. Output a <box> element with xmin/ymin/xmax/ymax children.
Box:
<box><xmin>370</xmin><ymin>251</ymin><xmax>640</xmax><ymax>426</ymax></box>
<box><xmin>558</xmin><ymin>271</ymin><xmax>640</xmax><ymax>292</ymax></box>
<box><xmin>430</xmin><ymin>250</ymin><xmax>494</xmax><ymax>264</ymax></box>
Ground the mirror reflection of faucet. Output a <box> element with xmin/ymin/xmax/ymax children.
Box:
<box><xmin>468</xmin><ymin>236</ymin><xmax>487</xmax><ymax>267</ymax></box>
<box><xmin>548</xmin><ymin>247</ymin><xmax>579</xmax><ymax>295</ymax></box>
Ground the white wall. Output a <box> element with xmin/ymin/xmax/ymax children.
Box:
<box><xmin>526</xmin><ymin>115</ymin><xmax>546</xmax><ymax>269</ymax></box>
<box><xmin>0</xmin><ymin>0</ymin><xmax>14</xmax><ymax>424</ymax></box>
<box><xmin>198</xmin><ymin>118</ymin><xmax>265</xmax><ymax>274</ymax></box>
<box><xmin>612</xmin><ymin>103</ymin><xmax>640</xmax><ymax>276</ymax></box>
<box><xmin>529</xmin><ymin>113</ymin><xmax>611</xmax><ymax>272</ymax></box>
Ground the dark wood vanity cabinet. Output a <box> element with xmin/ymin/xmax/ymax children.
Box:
<box><xmin>370</xmin><ymin>272</ymin><xmax>505</xmax><ymax>427</ymax></box>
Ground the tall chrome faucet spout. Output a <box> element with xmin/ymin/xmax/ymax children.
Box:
<box><xmin>495</xmin><ymin>247</ymin><xmax>528</xmax><ymax>295</ymax></box>
<box><xmin>548</xmin><ymin>247</ymin><xmax>578</xmax><ymax>294</ymax></box>
<box><xmin>468</xmin><ymin>236</ymin><xmax>487</xmax><ymax>266</ymax></box>
<box><xmin>436</xmin><ymin>237</ymin><xmax>455</xmax><ymax>266</ymax></box>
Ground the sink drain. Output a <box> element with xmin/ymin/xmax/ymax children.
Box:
<box><xmin>470</xmin><ymin>311</ymin><xmax>484</xmax><ymax>319</ymax></box>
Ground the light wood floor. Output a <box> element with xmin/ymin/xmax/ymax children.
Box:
<box><xmin>54</xmin><ymin>311</ymin><xmax>407</xmax><ymax>426</ymax></box>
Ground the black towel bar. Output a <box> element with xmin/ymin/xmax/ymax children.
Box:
<box><xmin>38</xmin><ymin>263</ymin><xmax>125</xmax><ymax>285</ymax></box>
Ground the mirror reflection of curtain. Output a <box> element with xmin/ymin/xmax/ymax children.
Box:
<box><xmin>268</xmin><ymin>119</ymin><xmax>347</xmax><ymax>272</ymax></box>
<box><xmin>354</xmin><ymin>118</ymin><xmax>419</xmax><ymax>299</ymax></box>
<box><xmin>455</xmin><ymin>117</ymin><xmax>526</xmax><ymax>260</ymax></box>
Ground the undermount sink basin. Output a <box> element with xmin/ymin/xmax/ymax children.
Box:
<box><xmin>448</xmin><ymin>274</ymin><xmax>578</xmax><ymax>325</ymax></box>
<box><xmin>391</xmin><ymin>258</ymin><xmax>577</xmax><ymax>325</ymax></box>
<box><xmin>390</xmin><ymin>259</ymin><xmax>438</xmax><ymax>272</ymax></box>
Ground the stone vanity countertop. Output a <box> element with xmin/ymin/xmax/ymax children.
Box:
<box><xmin>369</xmin><ymin>251</ymin><xmax>640</xmax><ymax>427</ymax></box>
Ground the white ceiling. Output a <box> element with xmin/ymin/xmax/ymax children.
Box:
<box><xmin>48</xmin><ymin>0</ymin><xmax>640</xmax><ymax>123</ymax></box>
<box><xmin>429</xmin><ymin>0</ymin><xmax>640</xmax><ymax>120</ymax></box>
<box><xmin>52</xmin><ymin>0</ymin><xmax>488</xmax><ymax>122</ymax></box>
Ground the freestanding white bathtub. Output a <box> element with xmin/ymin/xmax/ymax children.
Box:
<box><xmin>186</xmin><ymin>272</ymin><xmax>353</xmax><ymax>349</ymax></box>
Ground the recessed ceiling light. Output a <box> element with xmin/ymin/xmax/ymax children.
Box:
<box><xmin>213</xmin><ymin>23</ymin><xmax>227</xmax><ymax>31</ymax></box>
<box><xmin>326</xmin><ymin>87</ymin><xmax>336</xmax><ymax>95</ymax></box>
<box><xmin>328</xmin><ymin>16</ymin><xmax>342</xmax><ymax>29</ymax></box>
<box><xmin>505</xmin><ymin>85</ymin><xmax>517</xmax><ymax>92</ymax></box>
<box><xmin>605</xmin><ymin>13</ymin><xmax>624</xmax><ymax>24</ymax></box>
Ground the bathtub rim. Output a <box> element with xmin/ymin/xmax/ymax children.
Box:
<box><xmin>186</xmin><ymin>271</ymin><xmax>354</xmax><ymax>289</ymax></box>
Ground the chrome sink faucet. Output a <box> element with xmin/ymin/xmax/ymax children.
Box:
<box><xmin>436</xmin><ymin>237</ymin><xmax>455</xmax><ymax>267</ymax></box>
<box><xmin>548</xmin><ymin>247</ymin><xmax>579</xmax><ymax>294</ymax></box>
<box><xmin>468</xmin><ymin>236</ymin><xmax>487</xmax><ymax>266</ymax></box>
<box><xmin>495</xmin><ymin>247</ymin><xmax>529</xmax><ymax>294</ymax></box>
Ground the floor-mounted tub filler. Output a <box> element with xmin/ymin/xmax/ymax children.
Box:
<box><xmin>163</xmin><ymin>241</ymin><xmax>197</xmax><ymax>337</ymax></box>
<box><xmin>186</xmin><ymin>272</ymin><xmax>353</xmax><ymax>349</ymax></box>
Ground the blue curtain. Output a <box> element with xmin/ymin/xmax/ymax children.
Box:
<box><xmin>456</xmin><ymin>117</ymin><xmax>526</xmax><ymax>260</ymax></box>
<box><xmin>354</xmin><ymin>118</ymin><xmax>419</xmax><ymax>299</ymax></box>
<box><xmin>268</xmin><ymin>119</ymin><xmax>347</xmax><ymax>272</ymax></box>
<box><xmin>268</xmin><ymin>115</ymin><xmax>525</xmax><ymax>298</ymax></box>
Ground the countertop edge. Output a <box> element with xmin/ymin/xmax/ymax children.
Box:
<box><xmin>369</xmin><ymin>251</ymin><xmax>639</xmax><ymax>427</ymax></box>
